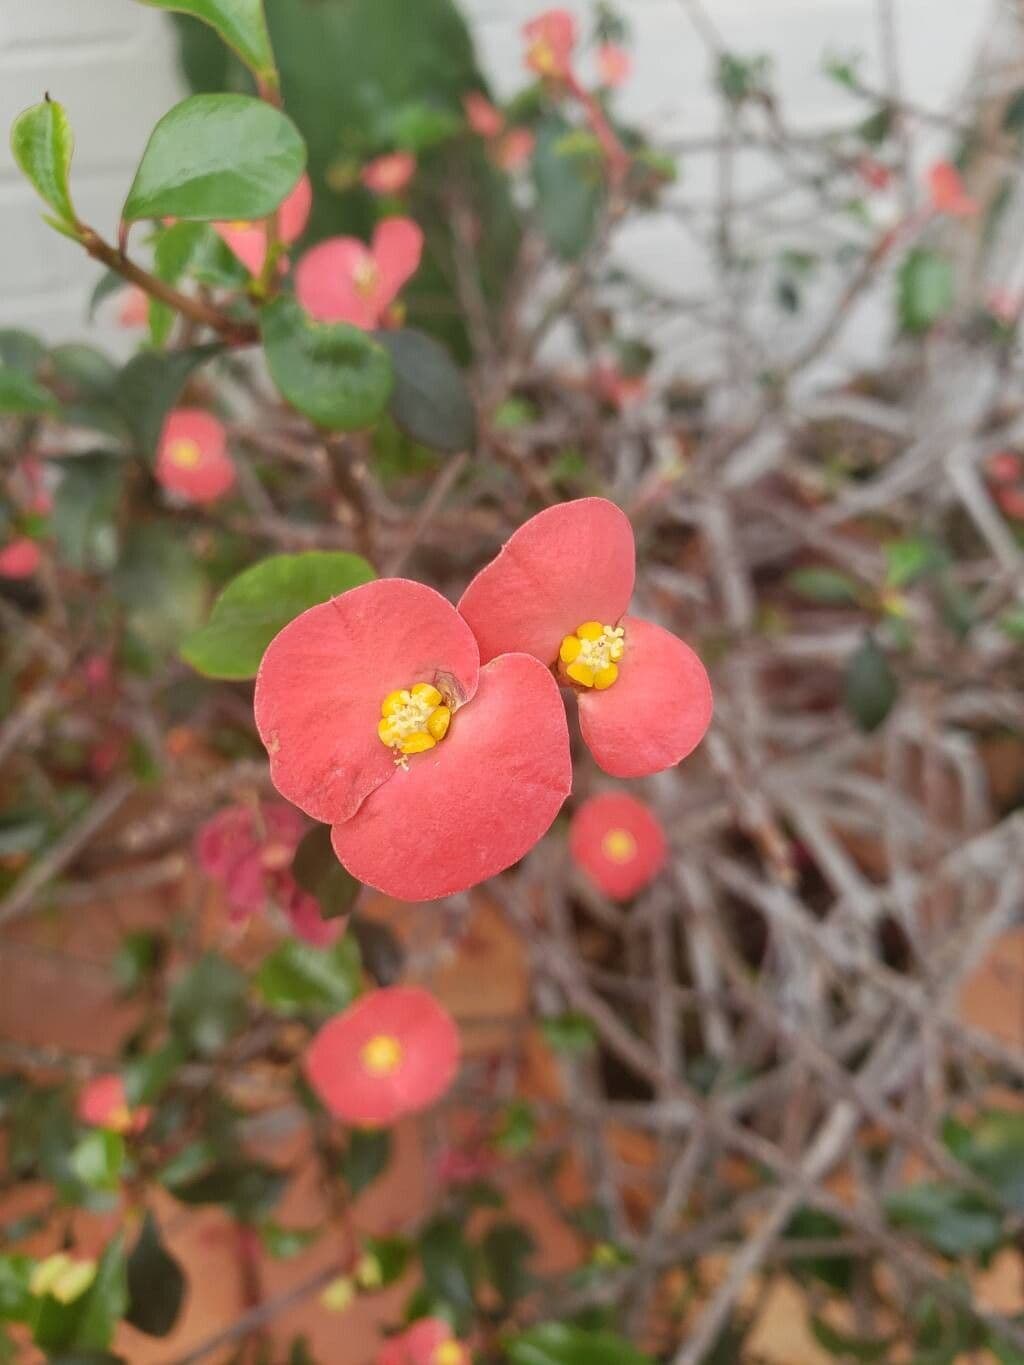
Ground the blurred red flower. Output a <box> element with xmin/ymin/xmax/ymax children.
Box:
<box><xmin>295</xmin><ymin>218</ymin><xmax>423</xmax><ymax>330</ymax></box>
<box><xmin>155</xmin><ymin>409</ymin><xmax>236</xmax><ymax>505</ymax></box>
<box><xmin>214</xmin><ymin>173</ymin><xmax>312</xmax><ymax>277</ymax></box>
<box><xmin>569</xmin><ymin>791</ymin><xmax>668</xmax><ymax>900</ymax></box>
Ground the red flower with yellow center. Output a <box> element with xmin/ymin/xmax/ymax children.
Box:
<box><xmin>155</xmin><ymin>409</ymin><xmax>236</xmax><ymax>505</ymax></box>
<box><xmin>361</xmin><ymin>152</ymin><xmax>417</xmax><ymax>196</ymax></box>
<box><xmin>0</xmin><ymin>536</ymin><xmax>41</xmax><ymax>580</ymax></box>
<box><xmin>214</xmin><ymin>173</ymin><xmax>312</xmax><ymax>277</ymax></box>
<box><xmin>569</xmin><ymin>791</ymin><xmax>668</xmax><ymax>901</ymax></box>
<box><xmin>76</xmin><ymin>1074</ymin><xmax>150</xmax><ymax>1135</ymax></box>
<box><xmin>295</xmin><ymin>218</ymin><xmax>423</xmax><ymax>331</ymax></box>
<box><xmin>305</xmin><ymin>986</ymin><xmax>459</xmax><ymax>1126</ymax></box>
<box><xmin>928</xmin><ymin>160</ymin><xmax>978</xmax><ymax>219</ymax></box>
<box><xmin>377</xmin><ymin>1317</ymin><xmax>470</xmax><ymax>1365</ymax></box>
<box><xmin>458</xmin><ymin>498</ymin><xmax>712</xmax><ymax>778</ymax></box>
<box><xmin>522</xmin><ymin>9</ymin><xmax>577</xmax><ymax>81</ymax></box>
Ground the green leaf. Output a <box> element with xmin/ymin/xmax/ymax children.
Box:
<box><xmin>540</xmin><ymin>1012</ymin><xmax>597</xmax><ymax>1055</ymax></box>
<box><xmin>70</xmin><ymin>1131</ymin><xmax>125</xmax><ymax>1193</ymax></box>
<box><xmin>506</xmin><ymin>1324</ymin><xmax>654</xmax><ymax>1365</ymax></box>
<box><xmin>112</xmin><ymin>527</ymin><xmax>208</xmax><ymax>655</ymax></box>
<box><xmin>787</xmin><ymin>567</ymin><xmax>860</xmax><ymax>605</ymax></box>
<box><xmin>123</xmin><ymin>1040</ymin><xmax>186</xmax><ymax>1107</ymax></box>
<box><xmin>112</xmin><ymin>931</ymin><xmax>164</xmax><ymax>996</ymax></box>
<box><xmin>843</xmin><ymin>634</ymin><xmax>898</xmax><ymax>733</ymax></box>
<box><xmin>532</xmin><ymin>117</ymin><xmax>603</xmax><ymax>260</ymax></box>
<box><xmin>136</xmin><ymin>0</ymin><xmax>277</xmax><ymax>84</ymax></box>
<box><xmin>946</xmin><ymin>1111</ymin><xmax>1024</xmax><ymax>1212</ymax></box>
<box><xmin>481</xmin><ymin>1222</ymin><xmax>535</xmax><ymax>1307</ymax></box>
<box><xmin>998</xmin><ymin>607</ymin><xmax>1024</xmax><ymax>641</ymax></box>
<box><xmin>292</xmin><ymin>824</ymin><xmax>362</xmax><ymax>921</ymax></box>
<box><xmin>261</xmin><ymin>296</ymin><xmax>392</xmax><ymax>431</ymax></box>
<box><xmin>810</xmin><ymin>1317</ymin><xmax>891</xmax><ymax>1361</ymax></box>
<box><xmin>180</xmin><ymin>550</ymin><xmax>375</xmax><ymax>680</ymax></box>
<box><xmin>123</xmin><ymin>94</ymin><xmax>304</xmax><ymax>222</ymax></box>
<box><xmin>374</xmin><ymin>329</ymin><xmax>476</xmax><ymax>454</ymax></box>
<box><xmin>52</xmin><ymin>455</ymin><xmax>123</xmax><ymax>572</ymax></box>
<box><xmin>0</xmin><ymin>1256</ymin><xmax>33</xmax><ymax>1323</ymax></box>
<box><xmin>0</xmin><ymin>366</ymin><xmax>57</xmax><ymax>415</ymax></box>
<box><xmin>172</xmin><ymin>1161</ymin><xmax>286</xmax><ymax>1220</ymax></box>
<box><xmin>419</xmin><ymin>1217</ymin><xmax>476</xmax><ymax>1322</ymax></box>
<box><xmin>256</xmin><ymin>936</ymin><xmax>362</xmax><ymax>1016</ymax></box>
<box><xmin>116</xmin><ymin>343</ymin><xmax>220</xmax><ymax>456</ymax></box>
<box><xmin>260</xmin><ymin>1222</ymin><xmax>320</xmax><ymax>1260</ymax></box>
<box><xmin>494</xmin><ymin>1100</ymin><xmax>536</xmax><ymax>1155</ymax></box>
<box><xmin>355</xmin><ymin>1236</ymin><xmax>409</xmax><ymax>1289</ymax></box>
<box><xmin>885</xmin><ymin>1182</ymin><xmax>1004</xmax><ymax>1258</ymax></box>
<box><xmin>10</xmin><ymin>99</ymin><xmax>78</xmax><ymax>230</ymax></box>
<box><xmin>884</xmin><ymin>536</ymin><xmax>947</xmax><ymax>587</ymax></box>
<box><xmin>898</xmin><ymin>248</ymin><xmax>954</xmax><ymax>335</ymax></box>
<box><xmin>0</xmin><ymin>329</ymin><xmax>46</xmax><ymax>374</ymax></box>
<box><xmin>74</xmin><ymin>1238</ymin><xmax>128</xmax><ymax>1350</ymax></box>
<box><xmin>169</xmin><ymin>953</ymin><xmax>248</xmax><ymax>1056</ymax></box>
<box><xmin>783</xmin><ymin>1208</ymin><xmax>852</xmax><ymax>1293</ymax></box>
<box><xmin>351</xmin><ymin>919</ymin><xmax>404</xmax><ymax>986</ymax></box>
<box><xmin>125</xmin><ymin>1213</ymin><xmax>185</xmax><ymax>1338</ymax></box>
<box><xmin>341</xmin><ymin>1129</ymin><xmax>391</xmax><ymax>1196</ymax></box>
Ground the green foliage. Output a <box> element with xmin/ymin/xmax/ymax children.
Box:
<box><xmin>69</xmin><ymin>1131</ymin><xmax>125</xmax><ymax>1193</ymax></box>
<box><xmin>374</xmin><ymin>329</ymin><xmax>477</xmax><ymax>454</ymax></box>
<box><xmin>260</xmin><ymin>1222</ymin><xmax>321</xmax><ymax>1260</ymax></box>
<box><xmin>540</xmin><ymin>1012</ymin><xmax>597</xmax><ymax>1055</ymax></box>
<box><xmin>341</xmin><ymin>1129</ymin><xmax>392</xmax><ymax>1196</ymax></box>
<box><xmin>898</xmin><ymin>248</ymin><xmax>954</xmax><ymax>335</ymax></box>
<box><xmin>883</xmin><ymin>535</ymin><xmax>947</xmax><ymax>587</ymax></box>
<box><xmin>481</xmin><ymin>1222</ymin><xmax>536</xmax><ymax>1307</ymax></box>
<box><xmin>885</xmin><ymin>1182</ymin><xmax>1003</xmax><ymax>1258</ymax></box>
<box><xmin>419</xmin><ymin>1217</ymin><xmax>477</xmax><ymax>1324</ymax></box>
<box><xmin>112</xmin><ymin>526</ymin><xmax>208</xmax><ymax>656</ymax></box>
<box><xmin>169</xmin><ymin>952</ymin><xmax>248</xmax><ymax>1055</ymax></box>
<box><xmin>256</xmin><ymin>936</ymin><xmax>362</xmax><ymax>1016</ymax></box>
<box><xmin>52</xmin><ymin>455</ymin><xmax>123</xmax><ymax>572</ymax></box>
<box><xmin>180</xmin><ymin>550</ymin><xmax>375</xmax><ymax>680</ymax></box>
<box><xmin>125</xmin><ymin>1213</ymin><xmax>185</xmax><ymax>1338</ymax></box>
<box><xmin>116</xmin><ymin>343</ymin><xmax>220</xmax><ymax>456</ymax></box>
<box><xmin>944</xmin><ymin>1111</ymin><xmax>1024</xmax><ymax>1211</ymax></box>
<box><xmin>261</xmin><ymin>297</ymin><xmax>393</xmax><ymax>430</ymax></box>
<box><xmin>123</xmin><ymin>94</ymin><xmax>305</xmax><ymax>222</ymax></box>
<box><xmin>788</xmin><ymin>567</ymin><xmax>860</xmax><ymax>605</ymax></box>
<box><xmin>506</xmin><ymin>1324</ymin><xmax>654</xmax><ymax>1365</ymax></box>
<box><xmin>0</xmin><ymin>366</ymin><xmax>57</xmax><ymax>415</ymax></box>
<box><xmin>10</xmin><ymin>99</ymin><xmax>78</xmax><ymax>233</ymax></box>
<box><xmin>843</xmin><ymin>634</ymin><xmax>898</xmax><ymax>732</ymax></box>
<box><xmin>136</xmin><ymin>0</ymin><xmax>277</xmax><ymax>85</ymax></box>
<box><xmin>356</xmin><ymin>1236</ymin><xmax>410</xmax><ymax>1289</ymax></box>
<box><xmin>533</xmin><ymin>118</ymin><xmax>603</xmax><ymax>260</ymax></box>
<box><xmin>292</xmin><ymin>824</ymin><xmax>363</xmax><ymax>921</ymax></box>
<box><xmin>32</xmin><ymin>1240</ymin><xmax>127</xmax><ymax>1354</ymax></box>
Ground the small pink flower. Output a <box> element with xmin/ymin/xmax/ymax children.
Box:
<box><xmin>523</xmin><ymin>9</ymin><xmax>577</xmax><ymax>81</ymax></box>
<box><xmin>254</xmin><ymin>579</ymin><xmax>571</xmax><ymax>901</ymax></box>
<box><xmin>196</xmin><ymin>800</ymin><xmax>306</xmax><ymax>921</ymax></box>
<box><xmin>117</xmin><ymin>286</ymin><xmax>150</xmax><ymax>329</ymax></box>
<box><xmin>997</xmin><ymin>485</ymin><xmax>1024</xmax><ymax>520</ymax></box>
<box><xmin>856</xmin><ymin>156</ymin><xmax>891</xmax><ymax>192</ymax></box>
<box><xmin>569</xmin><ymin>792</ymin><xmax>667</xmax><ymax>900</ymax></box>
<box><xmin>592</xmin><ymin>362</ymin><xmax>648</xmax><ymax>410</ymax></box>
<box><xmin>361</xmin><ymin>153</ymin><xmax>416</xmax><ymax>196</ymax></box>
<box><xmin>305</xmin><ymin>986</ymin><xmax>460</xmax><ymax>1127</ymax></box>
<box><xmin>596</xmin><ymin>43</ymin><xmax>631</xmax><ymax>88</ymax></box>
<box><xmin>77</xmin><ymin>1075</ymin><xmax>150</xmax><ymax>1135</ymax></box>
<box><xmin>295</xmin><ymin>218</ymin><xmax>424</xmax><ymax>331</ymax></box>
<box><xmin>156</xmin><ymin>409</ymin><xmax>236</xmax><ymax>505</ymax></box>
<box><xmin>928</xmin><ymin>160</ymin><xmax>978</xmax><ymax>218</ymax></box>
<box><xmin>987</xmin><ymin>451</ymin><xmax>1022</xmax><ymax>486</ymax></box>
<box><xmin>214</xmin><ymin>173</ymin><xmax>313</xmax><ymax>277</ymax></box>
<box><xmin>458</xmin><ymin>499</ymin><xmax>713</xmax><ymax>779</ymax></box>
<box><xmin>494</xmin><ymin>127</ymin><xmax>536</xmax><ymax>172</ymax></box>
<box><xmin>0</xmin><ymin>537</ymin><xmax>41</xmax><ymax>580</ymax></box>
<box><xmin>463</xmin><ymin>91</ymin><xmax>505</xmax><ymax>139</ymax></box>
<box><xmin>378</xmin><ymin>1319</ymin><xmax>470</xmax><ymax>1365</ymax></box>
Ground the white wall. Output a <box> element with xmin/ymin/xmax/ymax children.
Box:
<box><xmin>0</xmin><ymin>0</ymin><xmax>990</xmax><ymax>351</ymax></box>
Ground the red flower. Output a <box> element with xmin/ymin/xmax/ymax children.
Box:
<box><xmin>214</xmin><ymin>174</ymin><xmax>312</xmax><ymax>277</ymax></box>
<box><xmin>987</xmin><ymin>451</ymin><xmax>1022</xmax><ymax>486</ymax></box>
<box><xmin>305</xmin><ymin>986</ymin><xmax>459</xmax><ymax>1126</ymax></box>
<box><xmin>155</xmin><ymin>409</ymin><xmax>236</xmax><ymax>505</ymax></box>
<box><xmin>361</xmin><ymin>153</ymin><xmax>416</xmax><ymax>196</ymax></box>
<box><xmin>463</xmin><ymin>91</ymin><xmax>505</xmax><ymax>139</ymax></box>
<box><xmin>596</xmin><ymin>43</ymin><xmax>631</xmax><ymax>88</ymax></box>
<box><xmin>286</xmin><ymin>891</ymin><xmax>347</xmax><ymax>947</ymax></box>
<box><xmin>523</xmin><ymin>9</ymin><xmax>577</xmax><ymax>81</ymax></box>
<box><xmin>117</xmin><ymin>285</ymin><xmax>150</xmax><ymax>329</ymax></box>
<box><xmin>458</xmin><ymin>499</ymin><xmax>712</xmax><ymax>779</ymax></box>
<box><xmin>997</xmin><ymin>485</ymin><xmax>1024</xmax><ymax>520</ymax></box>
<box><xmin>569</xmin><ymin>792</ymin><xmax>667</xmax><ymax>900</ymax></box>
<box><xmin>77</xmin><ymin>1074</ymin><xmax>150</xmax><ymax>1135</ymax></box>
<box><xmin>295</xmin><ymin>218</ymin><xmax>423</xmax><ymax>331</ymax></box>
<box><xmin>254</xmin><ymin>579</ymin><xmax>571</xmax><ymax>901</ymax></box>
<box><xmin>928</xmin><ymin>160</ymin><xmax>978</xmax><ymax>219</ymax></box>
<box><xmin>592</xmin><ymin>362</ymin><xmax>648</xmax><ymax>410</ymax></box>
<box><xmin>0</xmin><ymin>537</ymin><xmax>41</xmax><ymax>580</ymax></box>
<box><xmin>494</xmin><ymin>127</ymin><xmax>536</xmax><ymax>172</ymax></box>
<box><xmin>196</xmin><ymin>800</ymin><xmax>304</xmax><ymax>918</ymax></box>
<box><xmin>378</xmin><ymin>1318</ymin><xmax>470</xmax><ymax>1365</ymax></box>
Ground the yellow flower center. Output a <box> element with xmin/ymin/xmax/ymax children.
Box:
<box><xmin>378</xmin><ymin>682</ymin><xmax>451</xmax><ymax>765</ymax></box>
<box><xmin>228</xmin><ymin>220</ymin><xmax>252</xmax><ymax>231</ymax></box>
<box><xmin>433</xmin><ymin>1344</ymin><xmax>466</xmax><ymax>1365</ymax></box>
<box><xmin>106</xmin><ymin>1103</ymin><xmax>134</xmax><ymax>1134</ymax></box>
<box><xmin>361</xmin><ymin>1033</ymin><xmax>403</xmax><ymax>1076</ymax></box>
<box><xmin>169</xmin><ymin>438</ymin><xmax>202</xmax><ymax>469</ymax></box>
<box><xmin>529</xmin><ymin>39</ymin><xmax>558</xmax><ymax>74</ymax></box>
<box><xmin>353</xmin><ymin>256</ymin><xmax>380</xmax><ymax>296</ymax></box>
<box><xmin>559</xmin><ymin>621</ymin><xmax>625</xmax><ymax>689</ymax></box>
<box><xmin>601</xmin><ymin>829</ymin><xmax>637</xmax><ymax>864</ymax></box>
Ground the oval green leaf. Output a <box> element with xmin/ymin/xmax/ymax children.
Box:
<box><xmin>374</xmin><ymin>328</ymin><xmax>476</xmax><ymax>454</ymax></box>
<box><xmin>180</xmin><ymin>549</ymin><xmax>375</xmax><ymax>680</ymax></box>
<box><xmin>125</xmin><ymin>1213</ymin><xmax>186</xmax><ymax>1338</ymax></box>
<box><xmin>122</xmin><ymin>94</ymin><xmax>305</xmax><ymax>223</ymax></box>
<box><xmin>261</xmin><ymin>296</ymin><xmax>392</xmax><ymax>431</ymax></box>
<box><xmin>10</xmin><ymin>98</ymin><xmax>77</xmax><ymax>230</ymax></box>
<box><xmin>136</xmin><ymin>0</ymin><xmax>277</xmax><ymax>85</ymax></box>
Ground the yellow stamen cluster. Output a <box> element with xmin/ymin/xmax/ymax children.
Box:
<box><xmin>433</xmin><ymin>1344</ymin><xmax>466</xmax><ymax>1365</ymax></box>
<box><xmin>169</xmin><ymin>438</ymin><xmax>202</xmax><ymax>468</ymax></box>
<box><xmin>601</xmin><ymin>829</ymin><xmax>637</xmax><ymax>864</ymax></box>
<box><xmin>529</xmin><ymin>40</ymin><xmax>557</xmax><ymax>74</ymax></box>
<box><xmin>378</xmin><ymin>682</ymin><xmax>451</xmax><ymax>763</ymax></box>
<box><xmin>361</xmin><ymin>1033</ymin><xmax>403</xmax><ymax>1076</ymax></box>
<box><xmin>559</xmin><ymin>621</ymin><xmax>625</xmax><ymax>689</ymax></box>
<box><xmin>353</xmin><ymin>256</ymin><xmax>380</xmax><ymax>296</ymax></box>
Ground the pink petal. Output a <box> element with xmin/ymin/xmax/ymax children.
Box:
<box><xmin>457</xmin><ymin>498</ymin><xmax>635</xmax><ymax>666</ymax></box>
<box><xmin>463</xmin><ymin>91</ymin><xmax>505</xmax><ymax>139</ymax></box>
<box><xmin>77</xmin><ymin>1074</ymin><xmax>127</xmax><ymax>1128</ymax></box>
<box><xmin>214</xmin><ymin>221</ymin><xmax>269</xmax><ymax>276</ymax></box>
<box><xmin>286</xmin><ymin>891</ymin><xmax>347</xmax><ymax>946</ymax></box>
<box><xmin>0</xmin><ymin>537</ymin><xmax>42</xmax><ymax>580</ymax></box>
<box><xmin>155</xmin><ymin>408</ymin><xmax>235</xmax><ymax>504</ymax></box>
<box><xmin>255</xmin><ymin>579</ymin><xmax>481</xmax><ymax>826</ymax></box>
<box><xmin>279</xmin><ymin>173</ymin><xmax>313</xmax><ymax>244</ymax></box>
<box><xmin>361</xmin><ymin>153</ymin><xmax>416</xmax><ymax>196</ymax></box>
<box><xmin>372</xmin><ymin>217</ymin><xmax>424</xmax><ymax>308</ymax></box>
<box><xmin>294</xmin><ymin>238</ymin><xmax>381</xmax><ymax>329</ymax></box>
<box><xmin>331</xmin><ymin>652</ymin><xmax>571</xmax><ymax>900</ymax></box>
<box><xmin>578</xmin><ymin>616</ymin><xmax>712</xmax><ymax>778</ymax></box>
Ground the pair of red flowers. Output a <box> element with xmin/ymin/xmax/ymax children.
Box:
<box><xmin>255</xmin><ymin>498</ymin><xmax>712</xmax><ymax>902</ymax></box>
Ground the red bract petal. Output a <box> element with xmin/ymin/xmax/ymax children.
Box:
<box><xmin>215</xmin><ymin>175</ymin><xmax>312</xmax><ymax>275</ymax></box>
<box><xmin>279</xmin><ymin>173</ymin><xmax>313</xmax><ymax>244</ymax></box>
<box><xmin>569</xmin><ymin>791</ymin><xmax>667</xmax><ymax>900</ymax></box>
<box><xmin>463</xmin><ymin>91</ymin><xmax>505</xmax><ymax>139</ymax></box>
<box><xmin>156</xmin><ymin>409</ymin><xmax>235</xmax><ymax>504</ymax></box>
<box><xmin>117</xmin><ymin>285</ymin><xmax>149</xmax><ymax>328</ymax></box>
<box><xmin>578</xmin><ymin>616</ymin><xmax>712</xmax><ymax>778</ymax></box>
<box><xmin>295</xmin><ymin>238</ymin><xmax>382</xmax><ymax>329</ymax></box>
<box><xmin>494</xmin><ymin>127</ymin><xmax>535</xmax><ymax>171</ymax></box>
<box><xmin>0</xmin><ymin>537</ymin><xmax>41</xmax><ymax>579</ymax></box>
<box><xmin>286</xmin><ymin>891</ymin><xmax>347</xmax><ymax>946</ymax></box>
<box><xmin>255</xmin><ymin>580</ymin><xmax>481</xmax><ymax>826</ymax></box>
<box><xmin>523</xmin><ymin>8</ymin><xmax>577</xmax><ymax>79</ymax></box>
<box><xmin>597</xmin><ymin>43</ymin><xmax>631</xmax><ymax>88</ymax></box>
<box><xmin>458</xmin><ymin>498</ymin><xmax>635</xmax><ymax>666</ymax></box>
<box><xmin>331</xmin><ymin>652</ymin><xmax>571</xmax><ymax>900</ymax></box>
<box><xmin>361</xmin><ymin>153</ymin><xmax>416</xmax><ymax>195</ymax></box>
<box><xmin>372</xmin><ymin>217</ymin><xmax>424</xmax><ymax>308</ymax></box>
<box><xmin>76</xmin><ymin>1074</ymin><xmax>147</xmax><ymax>1133</ymax></box>
<box><xmin>304</xmin><ymin>986</ymin><xmax>459</xmax><ymax>1126</ymax></box>
<box><xmin>928</xmin><ymin>160</ymin><xmax>978</xmax><ymax>218</ymax></box>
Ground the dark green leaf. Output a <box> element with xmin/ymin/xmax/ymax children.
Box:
<box><xmin>355</xmin><ymin>1236</ymin><xmax>409</xmax><ymax>1289</ymax></box>
<box><xmin>788</xmin><ymin>567</ymin><xmax>860</xmax><ymax>605</ymax></box>
<box><xmin>52</xmin><ymin>455</ymin><xmax>123</xmax><ymax>572</ymax></box>
<box><xmin>419</xmin><ymin>1217</ymin><xmax>476</xmax><ymax>1321</ymax></box>
<box><xmin>180</xmin><ymin>550</ymin><xmax>375</xmax><ymax>680</ymax></box>
<box><xmin>532</xmin><ymin>118</ymin><xmax>602</xmax><ymax>260</ymax></box>
<box><xmin>112</xmin><ymin>527</ymin><xmax>208</xmax><ymax>655</ymax></box>
<box><xmin>172</xmin><ymin>1161</ymin><xmax>286</xmax><ymax>1219</ymax></box>
<box><xmin>494</xmin><ymin>1100</ymin><xmax>536</xmax><ymax>1154</ymax></box>
<box><xmin>256</xmin><ymin>936</ymin><xmax>362</xmax><ymax>1016</ymax></box>
<box><xmin>123</xmin><ymin>1040</ymin><xmax>186</xmax><ymax>1107</ymax></box>
<box><xmin>946</xmin><ymin>1111</ymin><xmax>1024</xmax><ymax>1212</ymax></box>
<box><xmin>260</xmin><ymin>1222</ymin><xmax>320</xmax><ymax>1260</ymax></box>
<box><xmin>898</xmin><ymin>248</ymin><xmax>954</xmax><ymax>335</ymax></box>
<box><xmin>125</xmin><ymin>1213</ymin><xmax>185</xmax><ymax>1337</ymax></box>
<box><xmin>783</xmin><ymin>1208</ymin><xmax>852</xmax><ymax>1293</ymax></box>
<box><xmin>261</xmin><ymin>297</ymin><xmax>392</xmax><ymax>431</ymax></box>
<box><xmin>112</xmin><ymin>931</ymin><xmax>164</xmax><ymax>996</ymax></box>
<box><xmin>169</xmin><ymin>953</ymin><xmax>248</xmax><ymax>1056</ymax></box>
<box><xmin>0</xmin><ymin>329</ymin><xmax>46</xmax><ymax>374</ymax></box>
<box><xmin>481</xmin><ymin>1222</ymin><xmax>535</xmax><ymax>1307</ymax></box>
<box><xmin>136</xmin><ymin>0</ymin><xmax>277</xmax><ymax>83</ymax></box>
<box><xmin>810</xmin><ymin>1317</ymin><xmax>891</xmax><ymax>1361</ymax></box>
<box><xmin>374</xmin><ymin>329</ymin><xmax>476</xmax><ymax>454</ymax></box>
<box><xmin>123</xmin><ymin>94</ymin><xmax>304</xmax><ymax>222</ymax></box>
<box><xmin>10</xmin><ymin>99</ymin><xmax>77</xmax><ymax>230</ymax></box>
<box><xmin>116</xmin><ymin>343</ymin><xmax>220</xmax><ymax>456</ymax></box>
<box><xmin>292</xmin><ymin>824</ymin><xmax>362</xmax><ymax>921</ymax></box>
<box><xmin>0</xmin><ymin>366</ymin><xmax>57</xmax><ymax>415</ymax></box>
<box><xmin>540</xmin><ymin>1012</ymin><xmax>596</xmax><ymax>1055</ymax></box>
<box><xmin>843</xmin><ymin>634</ymin><xmax>898</xmax><ymax>733</ymax></box>
<box><xmin>0</xmin><ymin>1256</ymin><xmax>32</xmax><ymax>1322</ymax></box>
<box><xmin>69</xmin><ymin>1131</ymin><xmax>125</xmax><ymax>1193</ymax></box>
<box><xmin>341</xmin><ymin>1129</ymin><xmax>391</xmax><ymax>1196</ymax></box>
<box><xmin>506</xmin><ymin>1324</ymin><xmax>654</xmax><ymax>1365</ymax></box>
<box><xmin>885</xmin><ymin>1182</ymin><xmax>1003</xmax><ymax>1257</ymax></box>
<box><xmin>75</xmin><ymin>1238</ymin><xmax>128</xmax><ymax>1351</ymax></box>
<box><xmin>351</xmin><ymin>919</ymin><xmax>404</xmax><ymax>986</ymax></box>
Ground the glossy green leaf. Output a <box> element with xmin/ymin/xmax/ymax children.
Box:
<box><xmin>180</xmin><ymin>550</ymin><xmax>375</xmax><ymax>680</ymax></box>
<box><xmin>533</xmin><ymin>117</ymin><xmax>603</xmax><ymax>261</ymax></box>
<box><xmin>123</xmin><ymin>94</ymin><xmax>305</xmax><ymax>222</ymax></box>
<box><xmin>419</xmin><ymin>1217</ymin><xmax>476</xmax><ymax>1321</ymax></box>
<box><xmin>173</xmin><ymin>1161</ymin><xmax>286</xmax><ymax>1219</ymax></box>
<box><xmin>10</xmin><ymin>99</ymin><xmax>77</xmax><ymax>230</ymax></box>
<box><xmin>356</xmin><ymin>1236</ymin><xmax>409</xmax><ymax>1289</ymax></box>
<box><xmin>125</xmin><ymin>1213</ymin><xmax>185</xmax><ymax>1338</ymax></box>
<box><xmin>843</xmin><ymin>634</ymin><xmax>898</xmax><ymax>733</ymax></box>
<box><xmin>898</xmin><ymin>247</ymin><xmax>953</xmax><ymax>335</ymax></box>
<box><xmin>123</xmin><ymin>1040</ymin><xmax>185</xmax><ymax>1107</ymax></box>
<box><xmin>52</xmin><ymin>455</ymin><xmax>123</xmax><ymax>572</ymax></box>
<box><xmin>341</xmin><ymin>1129</ymin><xmax>391</xmax><ymax>1196</ymax></box>
<box><xmin>116</xmin><ymin>343</ymin><xmax>220</xmax><ymax>456</ymax></box>
<box><xmin>169</xmin><ymin>952</ymin><xmax>248</xmax><ymax>1056</ymax></box>
<box><xmin>136</xmin><ymin>0</ymin><xmax>277</xmax><ymax>83</ymax></box>
<box><xmin>292</xmin><ymin>824</ymin><xmax>362</xmax><ymax>921</ymax></box>
<box><xmin>256</xmin><ymin>936</ymin><xmax>361</xmax><ymax>1017</ymax></box>
<box><xmin>69</xmin><ymin>1131</ymin><xmax>125</xmax><ymax>1193</ymax></box>
<box><xmin>506</xmin><ymin>1324</ymin><xmax>654</xmax><ymax>1365</ymax></box>
<box><xmin>73</xmin><ymin>1238</ymin><xmax>128</xmax><ymax>1351</ymax></box>
<box><xmin>945</xmin><ymin>1111</ymin><xmax>1024</xmax><ymax>1212</ymax></box>
<box><xmin>260</xmin><ymin>1222</ymin><xmax>320</xmax><ymax>1260</ymax></box>
<box><xmin>0</xmin><ymin>366</ymin><xmax>57</xmax><ymax>415</ymax></box>
<box><xmin>261</xmin><ymin>296</ymin><xmax>392</xmax><ymax>430</ymax></box>
<box><xmin>481</xmin><ymin>1222</ymin><xmax>535</xmax><ymax>1307</ymax></box>
<box><xmin>374</xmin><ymin>328</ymin><xmax>476</xmax><ymax>454</ymax></box>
